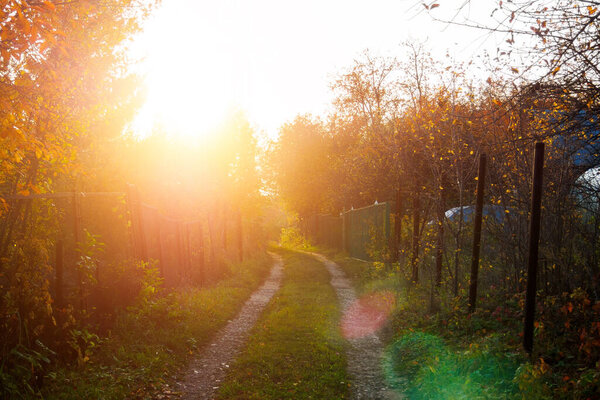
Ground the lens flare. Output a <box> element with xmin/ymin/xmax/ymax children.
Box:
<box><xmin>341</xmin><ymin>291</ymin><xmax>396</xmax><ymax>339</ymax></box>
<box><xmin>382</xmin><ymin>332</ymin><xmax>521</xmax><ymax>398</ymax></box>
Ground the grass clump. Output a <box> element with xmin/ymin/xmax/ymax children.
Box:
<box><xmin>216</xmin><ymin>249</ymin><xmax>348</xmax><ymax>399</ymax></box>
<box><xmin>383</xmin><ymin>332</ymin><xmax>520</xmax><ymax>399</ymax></box>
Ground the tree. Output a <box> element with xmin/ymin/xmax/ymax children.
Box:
<box><xmin>0</xmin><ymin>1</ymin><xmax>156</xmax><ymax>394</ymax></box>
<box><xmin>268</xmin><ymin>115</ymin><xmax>333</xmax><ymax>217</ymax></box>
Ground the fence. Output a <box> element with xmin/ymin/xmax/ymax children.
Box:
<box><xmin>2</xmin><ymin>185</ymin><xmax>245</xmax><ymax>323</ymax></box>
<box><xmin>304</xmin><ymin>145</ymin><xmax>554</xmax><ymax>353</ymax></box>
<box><xmin>306</xmin><ymin>201</ymin><xmax>392</xmax><ymax>261</ymax></box>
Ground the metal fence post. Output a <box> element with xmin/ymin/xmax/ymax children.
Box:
<box><xmin>435</xmin><ymin>187</ymin><xmax>445</xmax><ymax>288</ymax></box>
<box><xmin>394</xmin><ymin>188</ymin><xmax>403</xmax><ymax>262</ymax></box>
<box><xmin>524</xmin><ymin>142</ymin><xmax>545</xmax><ymax>354</ymax></box>
<box><xmin>468</xmin><ymin>153</ymin><xmax>487</xmax><ymax>312</ymax></box>
<box><xmin>175</xmin><ymin>221</ymin><xmax>184</xmax><ymax>282</ymax></box>
<box><xmin>237</xmin><ymin>210</ymin><xmax>243</xmax><ymax>262</ymax></box>
<box><xmin>55</xmin><ymin>239</ymin><xmax>64</xmax><ymax>319</ymax></box>
<box><xmin>72</xmin><ymin>192</ymin><xmax>85</xmax><ymax>313</ymax></box>
<box><xmin>198</xmin><ymin>222</ymin><xmax>205</xmax><ymax>286</ymax></box>
<box><xmin>126</xmin><ymin>184</ymin><xmax>147</xmax><ymax>262</ymax></box>
<box><xmin>410</xmin><ymin>190</ymin><xmax>421</xmax><ymax>284</ymax></box>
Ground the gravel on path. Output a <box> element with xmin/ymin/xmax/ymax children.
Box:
<box><xmin>309</xmin><ymin>252</ymin><xmax>404</xmax><ymax>400</ymax></box>
<box><xmin>174</xmin><ymin>252</ymin><xmax>284</xmax><ymax>400</ymax></box>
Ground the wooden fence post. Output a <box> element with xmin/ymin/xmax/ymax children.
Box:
<box><xmin>153</xmin><ymin>208</ymin><xmax>164</xmax><ymax>277</ymax></box>
<box><xmin>175</xmin><ymin>221</ymin><xmax>184</xmax><ymax>282</ymax></box>
<box><xmin>237</xmin><ymin>210</ymin><xmax>243</xmax><ymax>262</ymax></box>
<box><xmin>524</xmin><ymin>142</ymin><xmax>545</xmax><ymax>354</ymax></box>
<box><xmin>185</xmin><ymin>222</ymin><xmax>192</xmax><ymax>277</ymax></box>
<box><xmin>55</xmin><ymin>239</ymin><xmax>64</xmax><ymax>318</ymax></box>
<box><xmin>209</xmin><ymin>212</ymin><xmax>216</xmax><ymax>264</ymax></box>
<box><xmin>126</xmin><ymin>184</ymin><xmax>147</xmax><ymax>262</ymax></box>
<box><xmin>72</xmin><ymin>192</ymin><xmax>85</xmax><ymax>313</ymax></box>
<box><xmin>468</xmin><ymin>153</ymin><xmax>487</xmax><ymax>313</ymax></box>
<box><xmin>198</xmin><ymin>223</ymin><xmax>205</xmax><ymax>286</ymax></box>
<box><xmin>410</xmin><ymin>189</ymin><xmax>421</xmax><ymax>284</ymax></box>
<box><xmin>435</xmin><ymin>186</ymin><xmax>445</xmax><ymax>288</ymax></box>
<box><xmin>222</xmin><ymin>202</ymin><xmax>227</xmax><ymax>252</ymax></box>
<box><xmin>315</xmin><ymin>212</ymin><xmax>320</xmax><ymax>244</ymax></box>
<box><xmin>394</xmin><ymin>188</ymin><xmax>403</xmax><ymax>262</ymax></box>
<box><xmin>342</xmin><ymin>209</ymin><xmax>347</xmax><ymax>253</ymax></box>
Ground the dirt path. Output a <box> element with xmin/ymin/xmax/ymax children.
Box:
<box><xmin>174</xmin><ymin>252</ymin><xmax>284</xmax><ymax>400</ymax></box>
<box><xmin>309</xmin><ymin>252</ymin><xmax>404</xmax><ymax>400</ymax></box>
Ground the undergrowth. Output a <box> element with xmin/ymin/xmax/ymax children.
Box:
<box><xmin>329</xmin><ymin>250</ymin><xmax>600</xmax><ymax>400</ymax></box>
<box><xmin>39</xmin><ymin>253</ymin><xmax>273</xmax><ymax>399</ymax></box>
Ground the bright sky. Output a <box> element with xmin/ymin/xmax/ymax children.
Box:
<box><xmin>130</xmin><ymin>0</ymin><xmax>503</xmax><ymax>141</ymax></box>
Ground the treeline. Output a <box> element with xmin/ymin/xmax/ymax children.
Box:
<box><xmin>268</xmin><ymin>42</ymin><xmax>600</xmax><ymax>395</ymax></box>
<box><xmin>271</xmin><ymin>43</ymin><xmax>599</xmax><ymax>295</ymax></box>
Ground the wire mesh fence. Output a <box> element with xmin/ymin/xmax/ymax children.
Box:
<box><xmin>305</xmin><ymin>201</ymin><xmax>393</xmax><ymax>261</ymax></box>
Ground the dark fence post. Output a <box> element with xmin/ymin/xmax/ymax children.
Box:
<box><xmin>410</xmin><ymin>189</ymin><xmax>421</xmax><ymax>284</ymax></box>
<box><xmin>435</xmin><ymin>187</ymin><xmax>445</xmax><ymax>288</ymax></box>
<box><xmin>153</xmin><ymin>209</ymin><xmax>164</xmax><ymax>276</ymax></box>
<box><xmin>72</xmin><ymin>192</ymin><xmax>85</xmax><ymax>312</ymax></box>
<box><xmin>237</xmin><ymin>209</ymin><xmax>243</xmax><ymax>262</ymax></box>
<box><xmin>126</xmin><ymin>184</ymin><xmax>147</xmax><ymax>262</ymax></box>
<box><xmin>55</xmin><ymin>239</ymin><xmax>64</xmax><ymax>318</ymax></box>
<box><xmin>395</xmin><ymin>188</ymin><xmax>403</xmax><ymax>262</ymax></box>
<box><xmin>342</xmin><ymin>209</ymin><xmax>347</xmax><ymax>253</ymax></box>
<box><xmin>524</xmin><ymin>142</ymin><xmax>545</xmax><ymax>354</ymax></box>
<box><xmin>198</xmin><ymin>223</ymin><xmax>205</xmax><ymax>285</ymax></box>
<box><xmin>209</xmin><ymin>212</ymin><xmax>216</xmax><ymax>264</ymax></box>
<box><xmin>222</xmin><ymin>202</ymin><xmax>227</xmax><ymax>252</ymax></box>
<box><xmin>384</xmin><ymin>202</ymin><xmax>391</xmax><ymax>268</ymax></box>
<box><xmin>468</xmin><ymin>153</ymin><xmax>487</xmax><ymax>312</ymax></box>
<box><xmin>184</xmin><ymin>222</ymin><xmax>192</xmax><ymax>277</ymax></box>
<box><xmin>315</xmin><ymin>213</ymin><xmax>320</xmax><ymax>244</ymax></box>
<box><xmin>175</xmin><ymin>221</ymin><xmax>184</xmax><ymax>283</ymax></box>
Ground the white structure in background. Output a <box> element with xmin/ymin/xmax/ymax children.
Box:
<box><xmin>443</xmin><ymin>204</ymin><xmax>508</xmax><ymax>224</ymax></box>
<box><xmin>574</xmin><ymin>166</ymin><xmax>600</xmax><ymax>214</ymax></box>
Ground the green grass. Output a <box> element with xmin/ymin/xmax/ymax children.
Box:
<box><xmin>41</xmin><ymin>253</ymin><xmax>273</xmax><ymax>399</ymax></box>
<box><xmin>383</xmin><ymin>332</ymin><xmax>521</xmax><ymax>399</ymax></box>
<box><xmin>216</xmin><ymin>249</ymin><xmax>348</xmax><ymax>400</ymax></box>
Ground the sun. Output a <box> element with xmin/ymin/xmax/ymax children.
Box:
<box><xmin>130</xmin><ymin>0</ymin><xmax>245</xmax><ymax>140</ymax></box>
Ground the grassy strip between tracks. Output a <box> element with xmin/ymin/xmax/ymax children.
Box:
<box><xmin>41</xmin><ymin>253</ymin><xmax>273</xmax><ymax>400</ymax></box>
<box><xmin>216</xmin><ymin>249</ymin><xmax>348</xmax><ymax>400</ymax></box>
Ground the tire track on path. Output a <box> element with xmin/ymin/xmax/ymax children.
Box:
<box><xmin>174</xmin><ymin>252</ymin><xmax>283</xmax><ymax>400</ymax></box>
<box><xmin>309</xmin><ymin>252</ymin><xmax>404</xmax><ymax>400</ymax></box>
